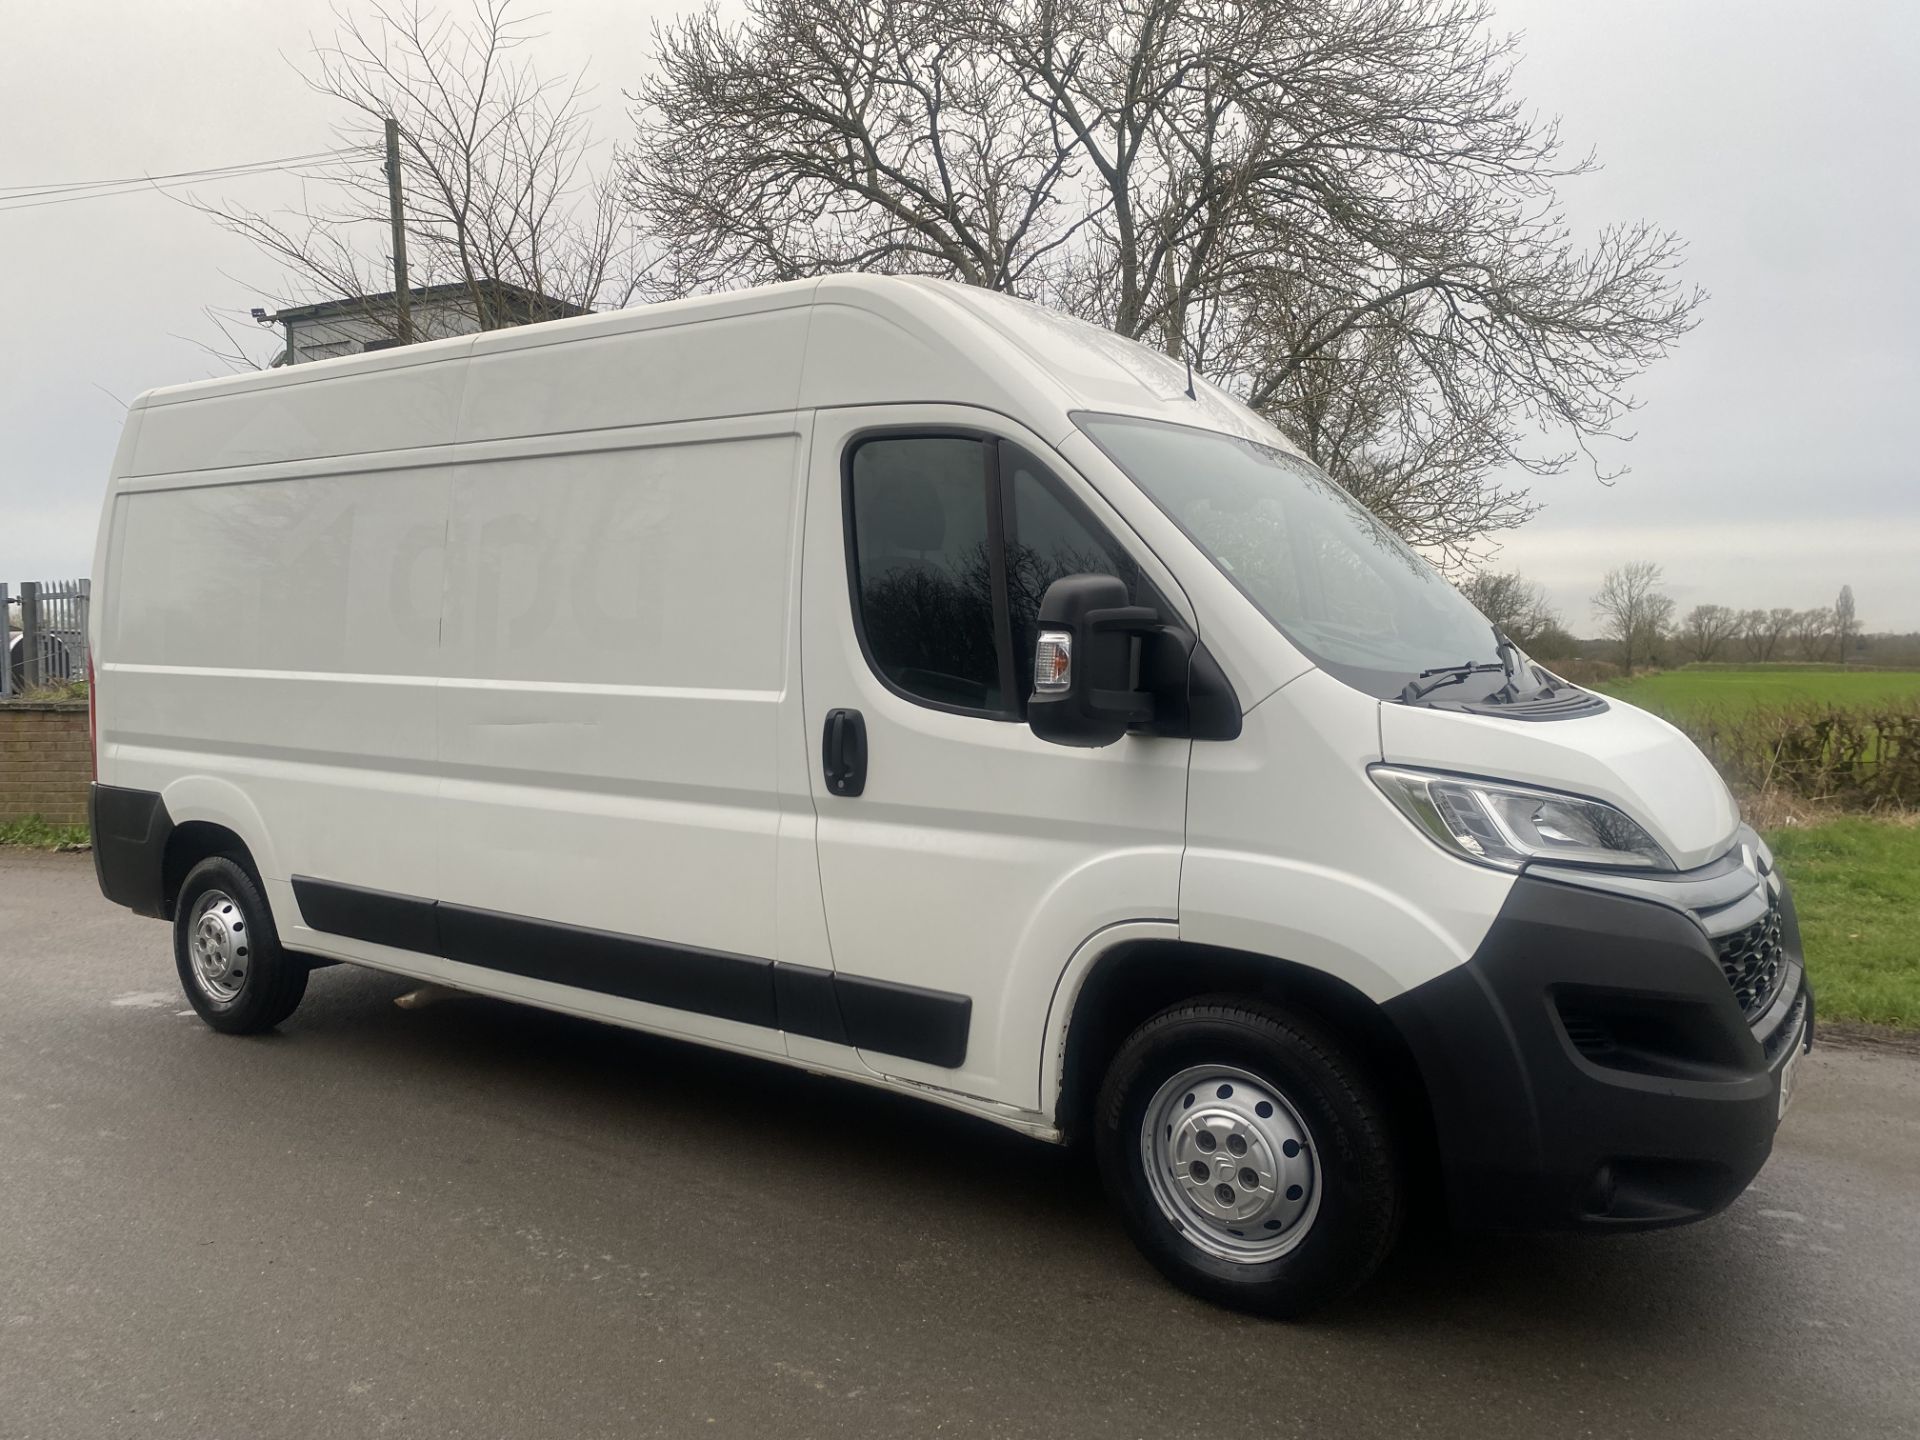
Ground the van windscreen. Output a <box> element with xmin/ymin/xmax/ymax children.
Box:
<box><xmin>1077</xmin><ymin>413</ymin><xmax>1506</xmax><ymax>701</ymax></box>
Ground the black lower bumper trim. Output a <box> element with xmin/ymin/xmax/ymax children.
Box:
<box><xmin>289</xmin><ymin>875</ymin><xmax>971</xmax><ymax>1069</ymax></box>
<box><xmin>1384</xmin><ymin>872</ymin><xmax>1810</xmax><ymax>1233</ymax></box>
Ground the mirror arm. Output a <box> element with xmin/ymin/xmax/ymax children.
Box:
<box><xmin>1028</xmin><ymin>573</ymin><xmax>1238</xmax><ymax>747</ymax></box>
<box><xmin>1086</xmin><ymin>604</ymin><xmax>1161</xmax><ymax>634</ymax></box>
<box><xmin>1086</xmin><ymin>604</ymin><xmax>1163</xmax><ymax>726</ymax></box>
<box><xmin>1089</xmin><ymin>687</ymin><xmax>1156</xmax><ymax>723</ymax></box>
<box><xmin>1136</xmin><ymin>623</ymin><xmax>1243</xmax><ymax>742</ymax></box>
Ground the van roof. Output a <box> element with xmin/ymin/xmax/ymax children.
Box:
<box><xmin>129</xmin><ymin>273</ymin><xmax>1298</xmax><ymax>464</ymax></box>
<box><xmin>878</xmin><ymin>277</ymin><xmax>1298</xmax><ymax>452</ymax></box>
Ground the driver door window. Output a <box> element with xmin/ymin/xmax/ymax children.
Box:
<box><xmin>847</xmin><ymin>434</ymin><xmax>1148</xmax><ymax>719</ymax></box>
<box><xmin>848</xmin><ymin>435</ymin><xmax>1004</xmax><ymax>713</ymax></box>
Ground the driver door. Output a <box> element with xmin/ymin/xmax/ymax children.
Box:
<box><xmin>797</xmin><ymin>406</ymin><xmax>1191</xmax><ymax>1110</ymax></box>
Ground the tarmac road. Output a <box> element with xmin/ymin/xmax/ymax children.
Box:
<box><xmin>2</xmin><ymin>847</ymin><xmax>1916</xmax><ymax>1438</ymax></box>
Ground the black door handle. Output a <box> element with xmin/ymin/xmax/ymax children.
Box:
<box><xmin>822</xmin><ymin>708</ymin><xmax>868</xmax><ymax>797</ymax></box>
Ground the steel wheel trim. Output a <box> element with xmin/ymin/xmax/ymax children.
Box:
<box><xmin>187</xmin><ymin>889</ymin><xmax>251</xmax><ymax>1004</ymax></box>
<box><xmin>1140</xmin><ymin>1064</ymin><xmax>1322</xmax><ymax>1264</ymax></box>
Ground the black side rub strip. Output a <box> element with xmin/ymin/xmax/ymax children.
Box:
<box><xmin>289</xmin><ymin>876</ymin><xmax>971</xmax><ymax>1068</ymax></box>
<box><xmin>437</xmin><ymin>901</ymin><xmax>775</xmax><ymax>1029</ymax></box>
<box><xmin>831</xmin><ymin>970</ymin><xmax>973</xmax><ymax>1076</ymax></box>
<box><xmin>295</xmin><ymin>876</ymin><xmax>437</xmax><ymax>955</ymax></box>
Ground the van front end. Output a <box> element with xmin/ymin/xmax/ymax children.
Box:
<box><xmin>1368</xmin><ymin>692</ymin><xmax>1814</xmax><ymax>1233</ymax></box>
<box><xmin>1384</xmin><ymin>824</ymin><xmax>1812</xmax><ymax>1232</ymax></box>
<box><xmin>1075</xmin><ymin>401</ymin><xmax>1814</xmax><ymax>1307</ymax></box>
<box><xmin>1178</xmin><ymin>664</ymin><xmax>1813</xmax><ymax>1242</ymax></box>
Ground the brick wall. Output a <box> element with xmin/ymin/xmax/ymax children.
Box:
<box><xmin>0</xmin><ymin>702</ymin><xmax>91</xmax><ymax>826</ymax></box>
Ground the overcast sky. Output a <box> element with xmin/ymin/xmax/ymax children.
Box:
<box><xmin>3</xmin><ymin>0</ymin><xmax>1916</xmax><ymax>631</ymax></box>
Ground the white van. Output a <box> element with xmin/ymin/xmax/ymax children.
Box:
<box><xmin>88</xmin><ymin>275</ymin><xmax>1811</xmax><ymax>1315</ymax></box>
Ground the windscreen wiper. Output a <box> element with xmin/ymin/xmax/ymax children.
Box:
<box><xmin>1398</xmin><ymin>661</ymin><xmax>1505</xmax><ymax>704</ymax></box>
<box><xmin>1487</xmin><ymin>626</ymin><xmax>1567</xmax><ymax>704</ymax></box>
<box><xmin>1486</xmin><ymin>627</ymin><xmax>1526</xmax><ymax>704</ymax></box>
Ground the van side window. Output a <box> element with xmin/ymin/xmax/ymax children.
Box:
<box><xmin>1002</xmin><ymin>446</ymin><xmax>1143</xmax><ymax>707</ymax></box>
<box><xmin>848</xmin><ymin>437</ymin><xmax>1005</xmax><ymax>713</ymax></box>
<box><xmin>846</xmin><ymin>433</ymin><xmax>1154</xmax><ymax>719</ymax></box>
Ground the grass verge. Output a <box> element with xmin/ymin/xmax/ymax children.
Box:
<box><xmin>1769</xmin><ymin>817</ymin><xmax>1920</xmax><ymax>1028</ymax></box>
<box><xmin>9</xmin><ymin>678</ymin><xmax>89</xmax><ymax>703</ymax></box>
<box><xmin>0</xmin><ymin>815</ymin><xmax>91</xmax><ymax>850</ymax></box>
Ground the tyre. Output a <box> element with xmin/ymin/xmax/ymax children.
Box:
<box><xmin>1094</xmin><ymin>997</ymin><xmax>1403</xmax><ymax>1317</ymax></box>
<box><xmin>172</xmin><ymin>855</ymin><xmax>308</xmax><ymax>1034</ymax></box>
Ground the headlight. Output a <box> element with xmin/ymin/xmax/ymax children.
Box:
<box><xmin>1370</xmin><ymin>767</ymin><xmax>1673</xmax><ymax>872</ymax></box>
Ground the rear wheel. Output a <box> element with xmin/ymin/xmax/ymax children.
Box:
<box><xmin>1095</xmin><ymin>998</ymin><xmax>1403</xmax><ymax>1317</ymax></box>
<box><xmin>172</xmin><ymin>856</ymin><xmax>307</xmax><ymax>1034</ymax></box>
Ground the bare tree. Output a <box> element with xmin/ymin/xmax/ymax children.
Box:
<box><xmin>1834</xmin><ymin>585</ymin><xmax>1857</xmax><ymax>665</ymax></box>
<box><xmin>1739</xmin><ymin>606</ymin><xmax>1796</xmax><ymax>662</ymax></box>
<box><xmin>626</xmin><ymin>0</ymin><xmax>1703</xmax><ymax>561</ymax></box>
<box><xmin>1459</xmin><ymin>570</ymin><xmax>1557</xmax><ymax>643</ymax></box>
<box><xmin>1676</xmin><ymin>603</ymin><xmax>1741</xmax><ymax>662</ymax></box>
<box><xmin>1523</xmin><ymin>618</ymin><xmax>1579</xmax><ymax>661</ymax></box>
<box><xmin>1791</xmin><ymin>607</ymin><xmax>1836</xmax><ymax>663</ymax></box>
<box><xmin>1591</xmin><ymin>561</ymin><xmax>1673</xmax><ymax>674</ymax></box>
<box><xmin>197</xmin><ymin>0</ymin><xmax>639</xmax><ymax>355</ymax></box>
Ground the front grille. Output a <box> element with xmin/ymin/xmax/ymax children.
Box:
<box><xmin>1715</xmin><ymin>904</ymin><xmax>1788</xmax><ymax>1022</ymax></box>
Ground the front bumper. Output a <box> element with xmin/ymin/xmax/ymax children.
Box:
<box><xmin>1384</xmin><ymin>868</ymin><xmax>1812</xmax><ymax>1232</ymax></box>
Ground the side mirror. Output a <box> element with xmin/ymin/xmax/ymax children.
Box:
<box><xmin>1027</xmin><ymin>574</ymin><xmax>1157</xmax><ymax>748</ymax></box>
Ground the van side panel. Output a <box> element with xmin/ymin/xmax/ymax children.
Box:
<box><xmin>130</xmin><ymin>347</ymin><xmax>470</xmax><ymax>476</ymax></box>
<box><xmin>1180</xmin><ymin>668</ymin><xmax>1513</xmax><ymax>1002</ymax></box>
<box><xmin>431</xmin><ymin>416</ymin><xmax>801</xmax><ymax>1031</ymax></box>
<box><xmin>101</xmin><ymin>463</ymin><xmax>450</xmax><ymax>904</ymax></box>
<box><xmin>459</xmin><ymin>306</ymin><xmax>813</xmax><ymax>442</ymax></box>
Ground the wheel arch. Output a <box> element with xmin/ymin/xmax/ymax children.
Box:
<box><xmin>153</xmin><ymin>777</ymin><xmax>276</xmax><ymax>920</ymax></box>
<box><xmin>161</xmin><ymin>820</ymin><xmax>265</xmax><ymax>920</ymax></box>
<box><xmin>1047</xmin><ymin>935</ymin><xmax>1439</xmax><ymax>1179</ymax></box>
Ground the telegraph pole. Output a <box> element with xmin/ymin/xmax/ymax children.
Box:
<box><xmin>384</xmin><ymin>117</ymin><xmax>412</xmax><ymax>345</ymax></box>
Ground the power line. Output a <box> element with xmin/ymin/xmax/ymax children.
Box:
<box><xmin>0</xmin><ymin>147</ymin><xmax>378</xmax><ymax>214</ymax></box>
<box><xmin>0</xmin><ymin>147</ymin><xmax>370</xmax><ymax>197</ymax></box>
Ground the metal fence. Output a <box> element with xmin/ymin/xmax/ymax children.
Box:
<box><xmin>2</xmin><ymin>579</ymin><xmax>90</xmax><ymax>699</ymax></box>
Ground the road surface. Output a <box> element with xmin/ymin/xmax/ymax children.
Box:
<box><xmin>2</xmin><ymin>847</ymin><xmax>1916</xmax><ymax>1438</ymax></box>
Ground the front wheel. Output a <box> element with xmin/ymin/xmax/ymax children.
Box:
<box><xmin>1094</xmin><ymin>998</ymin><xmax>1404</xmax><ymax>1317</ymax></box>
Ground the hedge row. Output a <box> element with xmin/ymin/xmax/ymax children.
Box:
<box><xmin>1675</xmin><ymin>702</ymin><xmax>1920</xmax><ymax>810</ymax></box>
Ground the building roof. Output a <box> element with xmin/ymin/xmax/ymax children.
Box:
<box><xmin>272</xmin><ymin>280</ymin><xmax>591</xmax><ymax>325</ymax></box>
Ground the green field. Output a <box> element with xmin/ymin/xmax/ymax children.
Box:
<box><xmin>1598</xmin><ymin>666</ymin><xmax>1920</xmax><ymax>722</ymax></box>
<box><xmin>1770</xmin><ymin>819</ymin><xmax>1920</xmax><ymax>1028</ymax></box>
